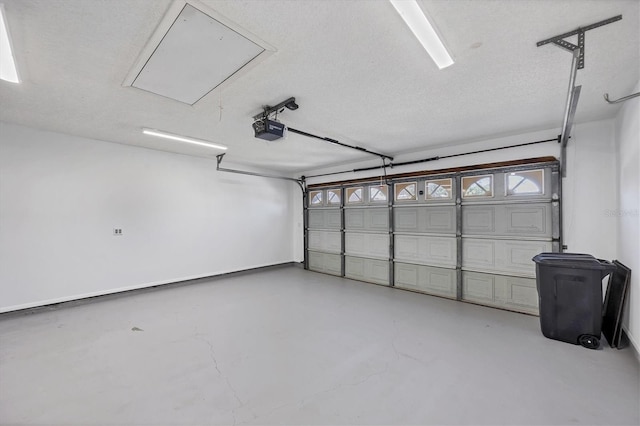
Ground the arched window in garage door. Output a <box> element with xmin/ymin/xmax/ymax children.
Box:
<box><xmin>346</xmin><ymin>187</ymin><xmax>363</xmax><ymax>204</ymax></box>
<box><xmin>369</xmin><ymin>185</ymin><xmax>388</xmax><ymax>202</ymax></box>
<box><xmin>462</xmin><ymin>175</ymin><xmax>493</xmax><ymax>198</ymax></box>
<box><xmin>395</xmin><ymin>182</ymin><xmax>417</xmax><ymax>201</ymax></box>
<box><xmin>426</xmin><ymin>178</ymin><xmax>452</xmax><ymax>200</ymax></box>
<box><xmin>506</xmin><ymin>169</ymin><xmax>544</xmax><ymax>195</ymax></box>
<box><xmin>309</xmin><ymin>190</ymin><xmax>323</xmax><ymax>206</ymax></box>
<box><xmin>327</xmin><ymin>189</ymin><xmax>341</xmax><ymax>205</ymax></box>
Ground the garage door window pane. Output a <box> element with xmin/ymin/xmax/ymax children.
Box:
<box><xmin>309</xmin><ymin>190</ymin><xmax>323</xmax><ymax>206</ymax></box>
<box><xmin>426</xmin><ymin>178</ymin><xmax>452</xmax><ymax>199</ymax></box>
<box><xmin>327</xmin><ymin>189</ymin><xmax>342</xmax><ymax>205</ymax></box>
<box><xmin>347</xmin><ymin>187</ymin><xmax>363</xmax><ymax>204</ymax></box>
<box><xmin>462</xmin><ymin>175</ymin><xmax>493</xmax><ymax>198</ymax></box>
<box><xmin>369</xmin><ymin>185</ymin><xmax>388</xmax><ymax>202</ymax></box>
<box><xmin>507</xmin><ymin>170</ymin><xmax>544</xmax><ymax>195</ymax></box>
<box><xmin>395</xmin><ymin>182</ymin><xmax>417</xmax><ymax>201</ymax></box>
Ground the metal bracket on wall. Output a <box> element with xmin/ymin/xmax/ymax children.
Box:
<box><xmin>536</xmin><ymin>15</ymin><xmax>622</xmax><ymax>177</ymax></box>
<box><xmin>215</xmin><ymin>153</ymin><xmax>306</xmax><ymax>193</ymax></box>
<box><xmin>536</xmin><ymin>15</ymin><xmax>621</xmax><ymax>69</ymax></box>
<box><xmin>604</xmin><ymin>92</ymin><xmax>640</xmax><ymax>104</ymax></box>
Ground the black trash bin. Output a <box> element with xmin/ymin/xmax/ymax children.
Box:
<box><xmin>532</xmin><ymin>253</ymin><xmax>615</xmax><ymax>349</ymax></box>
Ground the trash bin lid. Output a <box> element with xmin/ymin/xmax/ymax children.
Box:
<box><xmin>532</xmin><ymin>252</ymin><xmax>613</xmax><ymax>270</ymax></box>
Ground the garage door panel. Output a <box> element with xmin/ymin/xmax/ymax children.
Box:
<box><xmin>394</xmin><ymin>206</ymin><xmax>456</xmax><ymax>234</ymax></box>
<box><xmin>345</xmin><ymin>208</ymin><xmax>388</xmax><ymax>231</ymax></box>
<box><xmin>325</xmin><ymin>254</ymin><xmax>342</xmax><ymax>275</ymax></box>
<box><xmin>308</xmin><ymin>250</ymin><xmax>324</xmax><ymax>270</ymax></box>
<box><xmin>308</xmin><ymin>251</ymin><xmax>342</xmax><ymax>276</ymax></box>
<box><xmin>345</xmin><ymin>256</ymin><xmax>389</xmax><ymax>285</ymax></box>
<box><xmin>505</xmin><ymin>205</ymin><xmax>549</xmax><ymax>235</ymax></box>
<box><xmin>345</xmin><ymin>233</ymin><xmax>389</xmax><ymax>259</ymax></box>
<box><xmin>326</xmin><ymin>210</ymin><xmax>342</xmax><ymax>228</ymax></box>
<box><xmin>369</xmin><ymin>209</ymin><xmax>389</xmax><ymax>229</ymax></box>
<box><xmin>369</xmin><ymin>260</ymin><xmax>390</xmax><ymax>283</ymax></box>
<box><xmin>508</xmin><ymin>244</ymin><xmax>542</xmax><ymax>271</ymax></box>
<box><xmin>499</xmin><ymin>279</ymin><xmax>538</xmax><ymax>308</ymax></box>
<box><xmin>395</xmin><ymin>262</ymin><xmax>419</xmax><ymax>286</ymax></box>
<box><xmin>395</xmin><ymin>236</ymin><xmax>419</xmax><ymax>259</ymax></box>
<box><xmin>395</xmin><ymin>209</ymin><xmax>418</xmax><ymax>231</ymax></box>
<box><xmin>461</xmin><ymin>239</ymin><xmax>495</xmax><ymax>269</ymax></box>
<box><xmin>394</xmin><ymin>262</ymin><xmax>456</xmax><ymax>297</ymax></box>
<box><xmin>394</xmin><ymin>235</ymin><xmax>456</xmax><ymax>267</ymax></box>
<box><xmin>345</xmin><ymin>232</ymin><xmax>365</xmax><ymax>254</ymax></box>
<box><xmin>308</xmin><ymin>210</ymin><xmax>325</xmax><ymax>228</ymax></box>
<box><xmin>308</xmin><ymin>209</ymin><xmax>342</xmax><ymax>230</ymax></box>
<box><xmin>428</xmin><ymin>210</ymin><xmax>455</xmax><ymax>232</ymax></box>
<box><xmin>308</xmin><ymin>231</ymin><xmax>322</xmax><ymax>250</ymax></box>
<box><xmin>462</xmin><ymin>272</ymin><xmax>494</xmax><ymax>301</ymax></box>
<box><xmin>463</xmin><ymin>271</ymin><xmax>538</xmax><ymax>314</ymax></box>
<box><xmin>345</xmin><ymin>209</ymin><xmax>365</xmax><ymax>228</ymax></box>
<box><xmin>308</xmin><ymin>230</ymin><xmax>341</xmax><ymax>254</ymax></box>
<box><xmin>463</xmin><ymin>239</ymin><xmax>551</xmax><ymax>276</ymax></box>
<box><xmin>463</xmin><ymin>207</ymin><xmax>495</xmax><ymax>233</ymax></box>
<box><xmin>463</xmin><ymin>203</ymin><xmax>551</xmax><ymax>237</ymax></box>
<box><xmin>345</xmin><ymin>256</ymin><xmax>365</xmax><ymax>276</ymax></box>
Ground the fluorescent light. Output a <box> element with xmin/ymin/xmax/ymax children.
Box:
<box><xmin>0</xmin><ymin>4</ymin><xmax>20</xmax><ymax>83</ymax></box>
<box><xmin>142</xmin><ymin>128</ymin><xmax>227</xmax><ymax>150</ymax></box>
<box><xmin>389</xmin><ymin>0</ymin><xmax>454</xmax><ymax>69</ymax></box>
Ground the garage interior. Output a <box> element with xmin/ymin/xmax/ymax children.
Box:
<box><xmin>1</xmin><ymin>0</ymin><xmax>639</xmax><ymax>425</ymax></box>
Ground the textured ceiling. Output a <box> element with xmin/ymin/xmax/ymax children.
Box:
<box><xmin>1</xmin><ymin>0</ymin><xmax>638</xmax><ymax>173</ymax></box>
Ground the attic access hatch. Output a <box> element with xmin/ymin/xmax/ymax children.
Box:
<box><xmin>123</xmin><ymin>1</ymin><xmax>275</xmax><ymax>105</ymax></box>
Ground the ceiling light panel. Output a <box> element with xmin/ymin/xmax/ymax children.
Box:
<box><xmin>390</xmin><ymin>0</ymin><xmax>454</xmax><ymax>70</ymax></box>
<box><xmin>126</xmin><ymin>2</ymin><xmax>273</xmax><ymax>105</ymax></box>
<box><xmin>142</xmin><ymin>128</ymin><xmax>227</xmax><ymax>150</ymax></box>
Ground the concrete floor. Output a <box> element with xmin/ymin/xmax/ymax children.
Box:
<box><xmin>1</xmin><ymin>265</ymin><xmax>638</xmax><ymax>425</ymax></box>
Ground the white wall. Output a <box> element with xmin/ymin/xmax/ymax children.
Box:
<box><xmin>300</xmin><ymin>119</ymin><xmax>618</xmax><ymax>262</ymax></box>
<box><xmin>0</xmin><ymin>122</ymin><xmax>295</xmax><ymax>312</ymax></box>
<box><xmin>614</xmin><ymin>81</ymin><xmax>640</xmax><ymax>355</ymax></box>
<box><xmin>562</xmin><ymin>119</ymin><xmax>618</xmax><ymax>258</ymax></box>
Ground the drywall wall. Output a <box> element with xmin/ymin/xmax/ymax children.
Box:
<box><xmin>300</xmin><ymin>119</ymin><xmax>618</xmax><ymax>263</ymax></box>
<box><xmin>614</xmin><ymin>80</ymin><xmax>640</xmax><ymax>355</ymax></box>
<box><xmin>0</xmin><ymin>122</ymin><xmax>295</xmax><ymax>312</ymax></box>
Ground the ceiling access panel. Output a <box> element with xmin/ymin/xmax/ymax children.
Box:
<box><xmin>123</xmin><ymin>1</ymin><xmax>275</xmax><ymax>105</ymax></box>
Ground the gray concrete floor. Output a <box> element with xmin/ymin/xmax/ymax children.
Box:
<box><xmin>1</xmin><ymin>265</ymin><xmax>638</xmax><ymax>425</ymax></box>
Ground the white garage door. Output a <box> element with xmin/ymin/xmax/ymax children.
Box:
<box><xmin>306</xmin><ymin>188</ymin><xmax>342</xmax><ymax>276</ymax></box>
<box><xmin>393</xmin><ymin>176</ymin><xmax>458</xmax><ymax>298</ymax></box>
<box><xmin>305</xmin><ymin>160</ymin><xmax>561</xmax><ymax>315</ymax></box>
<box><xmin>460</xmin><ymin>168</ymin><xmax>557</xmax><ymax>314</ymax></box>
<box><xmin>343</xmin><ymin>184</ymin><xmax>391</xmax><ymax>285</ymax></box>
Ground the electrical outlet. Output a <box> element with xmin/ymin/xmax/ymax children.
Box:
<box><xmin>113</xmin><ymin>228</ymin><xmax>123</xmax><ymax>236</ymax></box>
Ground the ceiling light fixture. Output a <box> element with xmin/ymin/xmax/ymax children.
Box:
<box><xmin>142</xmin><ymin>128</ymin><xmax>227</xmax><ymax>150</ymax></box>
<box><xmin>0</xmin><ymin>4</ymin><xmax>20</xmax><ymax>83</ymax></box>
<box><xmin>389</xmin><ymin>0</ymin><xmax>454</xmax><ymax>70</ymax></box>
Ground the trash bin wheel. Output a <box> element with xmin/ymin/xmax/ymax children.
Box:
<box><xmin>578</xmin><ymin>334</ymin><xmax>600</xmax><ymax>349</ymax></box>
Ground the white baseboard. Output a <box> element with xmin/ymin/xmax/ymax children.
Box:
<box><xmin>0</xmin><ymin>261</ymin><xmax>294</xmax><ymax>314</ymax></box>
<box><xmin>622</xmin><ymin>324</ymin><xmax>640</xmax><ymax>363</ymax></box>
